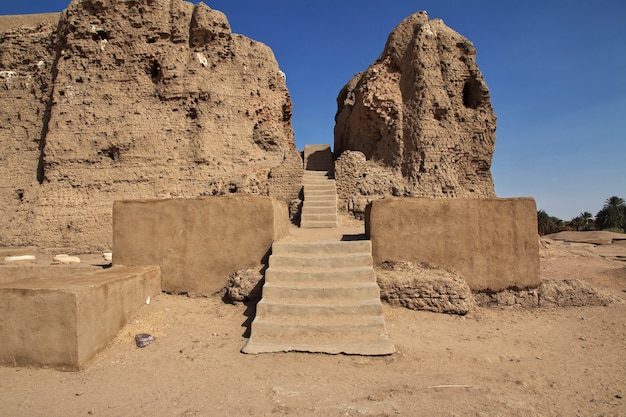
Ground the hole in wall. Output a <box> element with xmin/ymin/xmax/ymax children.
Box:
<box><xmin>100</xmin><ymin>145</ymin><xmax>121</xmax><ymax>161</ymax></box>
<box><xmin>462</xmin><ymin>78</ymin><xmax>483</xmax><ymax>109</ymax></box>
<box><xmin>187</xmin><ymin>107</ymin><xmax>198</xmax><ymax>119</ymax></box>
<box><xmin>91</xmin><ymin>30</ymin><xmax>108</xmax><ymax>42</ymax></box>
<box><xmin>433</xmin><ymin>106</ymin><xmax>447</xmax><ymax>120</ymax></box>
<box><xmin>150</xmin><ymin>60</ymin><xmax>162</xmax><ymax>84</ymax></box>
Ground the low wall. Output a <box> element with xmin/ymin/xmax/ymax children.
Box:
<box><xmin>113</xmin><ymin>196</ymin><xmax>290</xmax><ymax>296</ymax></box>
<box><xmin>366</xmin><ymin>197</ymin><xmax>539</xmax><ymax>291</ymax></box>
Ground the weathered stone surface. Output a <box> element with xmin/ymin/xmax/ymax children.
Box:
<box><xmin>474</xmin><ymin>279</ymin><xmax>624</xmax><ymax>308</ymax></box>
<box><xmin>225</xmin><ymin>266</ymin><xmax>264</xmax><ymax>303</ymax></box>
<box><xmin>538</xmin><ymin>279</ymin><xmax>623</xmax><ymax>308</ymax></box>
<box><xmin>367</xmin><ymin>197</ymin><xmax>540</xmax><ymax>292</ymax></box>
<box><xmin>112</xmin><ymin>195</ymin><xmax>289</xmax><ymax>296</ymax></box>
<box><xmin>376</xmin><ymin>261</ymin><xmax>475</xmax><ymax>315</ymax></box>
<box><xmin>0</xmin><ymin>13</ymin><xmax>59</xmax><ymax>33</ymax></box>
<box><xmin>0</xmin><ymin>265</ymin><xmax>161</xmax><ymax>370</ymax></box>
<box><xmin>334</xmin><ymin>11</ymin><xmax>496</xmax><ymax>218</ymax></box>
<box><xmin>0</xmin><ymin>0</ymin><xmax>300</xmax><ymax>253</ymax></box>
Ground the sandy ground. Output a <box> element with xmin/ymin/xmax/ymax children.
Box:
<box><xmin>1</xmin><ymin>222</ymin><xmax>625</xmax><ymax>417</ymax></box>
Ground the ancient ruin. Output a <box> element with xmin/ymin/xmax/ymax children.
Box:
<box><xmin>334</xmin><ymin>11</ymin><xmax>496</xmax><ymax>218</ymax></box>
<box><xmin>0</xmin><ymin>0</ymin><xmax>301</xmax><ymax>253</ymax></box>
<box><xmin>0</xmin><ymin>3</ymin><xmax>590</xmax><ymax>370</ymax></box>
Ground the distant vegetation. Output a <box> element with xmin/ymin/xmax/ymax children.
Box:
<box><xmin>538</xmin><ymin>196</ymin><xmax>626</xmax><ymax>235</ymax></box>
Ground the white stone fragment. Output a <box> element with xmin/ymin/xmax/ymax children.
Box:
<box><xmin>53</xmin><ymin>254</ymin><xmax>81</xmax><ymax>264</ymax></box>
<box><xmin>423</xmin><ymin>23</ymin><xmax>435</xmax><ymax>37</ymax></box>
<box><xmin>196</xmin><ymin>52</ymin><xmax>208</xmax><ymax>67</ymax></box>
<box><xmin>4</xmin><ymin>255</ymin><xmax>36</xmax><ymax>263</ymax></box>
<box><xmin>0</xmin><ymin>71</ymin><xmax>17</xmax><ymax>84</ymax></box>
<box><xmin>103</xmin><ymin>252</ymin><xmax>113</xmax><ymax>262</ymax></box>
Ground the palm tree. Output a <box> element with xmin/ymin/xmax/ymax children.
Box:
<box><xmin>570</xmin><ymin>214</ymin><xmax>584</xmax><ymax>231</ymax></box>
<box><xmin>538</xmin><ymin>210</ymin><xmax>564</xmax><ymax>235</ymax></box>
<box><xmin>571</xmin><ymin>212</ymin><xmax>594</xmax><ymax>231</ymax></box>
<box><xmin>581</xmin><ymin>211</ymin><xmax>593</xmax><ymax>231</ymax></box>
<box><xmin>595</xmin><ymin>196</ymin><xmax>625</xmax><ymax>231</ymax></box>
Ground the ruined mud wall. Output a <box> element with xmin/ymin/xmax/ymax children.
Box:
<box><xmin>367</xmin><ymin>198</ymin><xmax>540</xmax><ymax>292</ymax></box>
<box><xmin>113</xmin><ymin>196</ymin><xmax>289</xmax><ymax>296</ymax></box>
<box><xmin>0</xmin><ymin>0</ymin><xmax>302</xmax><ymax>252</ymax></box>
<box><xmin>0</xmin><ymin>20</ymin><xmax>56</xmax><ymax>247</ymax></box>
<box><xmin>334</xmin><ymin>11</ymin><xmax>496</xmax><ymax>218</ymax></box>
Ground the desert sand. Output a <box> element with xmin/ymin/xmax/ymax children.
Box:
<box><xmin>0</xmin><ymin>223</ymin><xmax>624</xmax><ymax>417</ymax></box>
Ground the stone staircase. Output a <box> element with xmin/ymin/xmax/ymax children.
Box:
<box><xmin>300</xmin><ymin>144</ymin><xmax>338</xmax><ymax>228</ymax></box>
<box><xmin>241</xmin><ymin>239</ymin><xmax>395</xmax><ymax>355</ymax></box>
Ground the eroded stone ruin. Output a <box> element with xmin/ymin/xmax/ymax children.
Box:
<box><xmin>0</xmin><ymin>0</ymin><xmax>301</xmax><ymax>253</ymax></box>
<box><xmin>1</xmin><ymin>3</ymin><xmax>575</xmax><ymax>369</ymax></box>
<box><xmin>334</xmin><ymin>11</ymin><xmax>497</xmax><ymax>218</ymax></box>
<box><xmin>1</xmin><ymin>5</ymin><xmax>502</xmax><ymax>249</ymax></box>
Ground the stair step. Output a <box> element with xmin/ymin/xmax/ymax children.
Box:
<box><xmin>304</xmin><ymin>189</ymin><xmax>337</xmax><ymax>201</ymax></box>
<box><xmin>303</xmin><ymin>201</ymin><xmax>336</xmax><ymax>208</ymax></box>
<box><xmin>303</xmin><ymin>171</ymin><xmax>332</xmax><ymax>177</ymax></box>
<box><xmin>304</xmin><ymin>182</ymin><xmax>336</xmax><ymax>189</ymax></box>
<box><xmin>270</xmin><ymin>253</ymin><xmax>371</xmax><ymax>269</ymax></box>
<box><xmin>301</xmin><ymin>206</ymin><xmax>336</xmax><ymax>215</ymax></box>
<box><xmin>265</xmin><ymin>267</ymin><xmax>376</xmax><ymax>284</ymax></box>
<box><xmin>272</xmin><ymin>240</ymin><xmax>371</xmax><ymax>255</ymax></box>
<box><xmin>299</xmin><ymin>220</ymin><xmax>339</xmax><ymax>228</ymax></box>
<box><xmin>255</xmin><ymin>299</ymin><xmax>384</xmax><ymax>316</ymax></box>
<box><xmin>249</xmin><ymin>316</ymin><xmax>387</xmax><ymax>335</ymax></box>
<box><xmin>303</xmin><ymin>201</ymin><xmax>337</xmax><ymax>208</ymax></box>
<box><xmin>301</xmin><ymin>208</ymin><xmax>336</xmax><ymax>216</ymax></box>
<box><xmin>305</xmin><ymin>183</ymin><xmax>335</xmax><ymax>189</ymax></box>
<box><xmin>303</xmin><ymin>197</ymin><xmax>336</xmax><ymax>205</ymax></box>
<box><xmin>302</xmin><ymin>177</ymin><xmax>333</xmax><ymax>183</ymax></box>
<box><xmin>304</xmin><ymin>191</ymin><xmax>336</xmax><ymax>197</ymax></box>
<box><xmin>304</xmin><ymin>191</ymin><xmax>336</xmax><ymax>198</ymax></box>
<box><xmin>301</xmin><ymin>213</ymin><xmax>338</xmax><ymax>222</ymax></box>
<box><xmin>262</xmin><ymin>282</ymin><xmax>380</xmax><ymax>300</ymax></box>
<box><xmin>304</xmin><ymin>178</ymin><xmax>332</xmax><ymax>183</ymax></box>
<box><xmin>241</xmin><ymin>334</ymin><xmax>395</xmax><ymax>355</ymax></box>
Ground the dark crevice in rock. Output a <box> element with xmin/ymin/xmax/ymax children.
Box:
<box><xmin>149</xmin><ymin>59</ymin><xmax>162</xmax><ymax>83</ymax></box>
<box><xmin>37</xmin><ymin>17</ymin><xmax>66</xmax><ymax>184</ymax></box>
<box><xmin>462</xmin><ymin>77</ymin><xmax>483</xmax><ymax>109</ymax></box>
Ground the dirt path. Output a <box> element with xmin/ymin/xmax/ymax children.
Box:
<box><xmin>1</xmin><ymin>226</ymin><xmax>625</xmax><ymax>417</ymax></box>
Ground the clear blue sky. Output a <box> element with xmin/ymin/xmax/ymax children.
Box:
<box><xmin>2</xmin><ymin>0</ymin><xmax>625</xmax><ymax>221</ymax></box>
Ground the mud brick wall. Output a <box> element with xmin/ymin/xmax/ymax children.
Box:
<box><xmin>366</xmin><ymin>197</ymin><xmax>539</xmax><ymax>291</ymax></box>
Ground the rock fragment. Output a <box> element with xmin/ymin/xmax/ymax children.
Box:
<box><xmin>135</xmin><ymin>333</ymin><xmax>156</xmax><ymax>348</ymax></box>
<box><xmin>53</xmin><ymin>254</ymin><xmax>81</xmax><ymax>264</ymax></box>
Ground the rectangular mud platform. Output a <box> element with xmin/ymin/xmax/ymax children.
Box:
<box><xmin>0</xmin><ymin>265</ymin><xmax>161</xmax><ymax>371</ymax></box>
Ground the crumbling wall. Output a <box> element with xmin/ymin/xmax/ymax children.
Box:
<box><xmin>0</xmin><ymin>0</ymin><xmax>301</xmax><ymax>253</ymax></box>
<box><xmin>0</xmin><ymin>21</ymin><xmax>57</xmax><ymax>246</ymax></box>
<box><xmin>335</xmin><ymin>11</ymin><xmax>496</xmax><ymax>218</ymax></box>
<box><xmin>112</xmin><ymin>195</ymin><xmax>289</xmax><ymax>296</ymax></box>
<box><xmin>366</xmin><ymin>197</ymin><xmax>540</xmax><ymax>291</ymax></box>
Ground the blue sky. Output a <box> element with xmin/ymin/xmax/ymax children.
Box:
<box><xmin>2</xmin><ymin>1</ymin><xmax>625</xmax><ymax>221</ymax></box>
